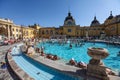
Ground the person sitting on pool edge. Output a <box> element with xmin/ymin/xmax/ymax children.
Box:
<box><xmin>52</xmin><ymin>55</ymin><xmax>60</xmax><ymax>60</ymax></box>
<box><xmin>69</xmin><ymin>58</ymin><xmax>77</xmax><ymax>65</ymax></box>
<box><xmin>41</xmin><ymin>50</ymin><xmax>45</xmax><ymax>56</ymax></box>
<box><xmin>1</xmin><ymin>62</ymin><xmax>7</xmax><ymax>69</ymax></box>
<box><xmin>77</xmin><ymin>61</ymin><xmax>87</xmax><ymax>68</ymax></box>
<box><xmin>35</xmin><ymin>47</ymin><xmax>40</xmax><ymax>53</ymax></box>
<box><xmin>46</xmin><ymin>54</ymin><xmax>53</xmax><ymax>59</ymax></box>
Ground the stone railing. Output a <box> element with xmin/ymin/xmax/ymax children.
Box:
<box><xmin>0</xmin><ymin>18</ymin><xmax>13</xmax><ymax>23</ymax></box>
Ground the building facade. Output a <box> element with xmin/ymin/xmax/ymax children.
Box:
<box><xmin>0</xmin><ymin>11</ymin><xmax>120</xmax><ymax>40</ymax></box>
<box><xmin>0</xmin><ymin>18</ymin><xmax>13</xmax><ymax>39</ymax></box>
<box><xmin>0</xmin><ymin>19</ymin><xmax>41</xmax><ymax>40</ymax></box>
<box><xmin>12</xmin><ymin>25</ymin><xmax>22</xmax><ymax>39</ymax></box>
<box><xmin>39</xmin><ymin>11</ymin><xmax>120</xmax><ymax>39</ymax></box>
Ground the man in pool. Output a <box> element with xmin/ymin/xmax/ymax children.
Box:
<box><xmin>70</xmin><ymin>44</ymin><xmax>72</xmax><ymax>48</ymax></box>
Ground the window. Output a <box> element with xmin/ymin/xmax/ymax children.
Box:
<box><xmin>19</xmin><ymin>30</ymin><xmax>21</xmax><ymax>32</ymax></box>
<box><xmin>16</xmin><ymin>34</ymin><xmax>18</xmax><ymax>37</ymax></box>
<box><xmin>77</xmin><ymin>32</ymin><xmax>79</xmax><ymax>35</ymax></box>
<box><xmin>42</xmin><ymin>31</ymin><xmax>44</xmax><ymax>34</ymax></box>
<box><xmin>98</xmin><ymin>28</ymin><xmax>100</xmax><ymax>30</ymax></box>
<box><xmin>55</xmin><ymin>32</ymin><xmax>58</xmax><ymax>35</ymax></box>
<box><xmin>50</xmin><ymin>30</ymin><xmax>53</xmax><ymax>34</ymax></box>
<box><xmin>68</xmin><ymin>29</ymin><xmax>72</xmax><ymax>32</ymax></box>
<box><xmin>102</xmin><ymin>28</ymin><xmax>104</xmax><ymax>30</ymax></box>
<box><xmin>46</xmin><ymin>30</ymin><xmax>49</xmax><ymax>34</ymax></box>
<box><xmin>67</xmin><ymin>21</ymin><xmax>72</xmax><ymax>25</ymax></box>
<box><xmin>13</xmin><ymin>28</ymin><xmax>14</xmax><ymax>31</ymax></box>
<box><xmin>26</xmin><ymin>31</ymin><xmax>28</xmax><ymax>36</ymax></box>
<box><xmin>111</xmin><ymin>27</ymin><xmax>115</xmax><ymax>31</ymax></box>
<box><xmin>16</xmin><ymin>29</ymin><xmax>18</xmax><ymax>32</ymax></box>
<box><xmin>23</xmin><ymin>31</ymin><xmax>25</xmax><ymax>35</ymax></box>
<box><xmin>118</xmin><ymin>17</ymin><xmax>120</xmax><ymax>22</ymax></box>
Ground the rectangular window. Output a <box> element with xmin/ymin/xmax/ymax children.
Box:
<box><xmin>16</xmin><ymin>29</ymin><xmax>18</xmax><ymax>32</ymax></box>
<box><xmin>16</xmin><ymin>34</ymin><xmax>18</xmax><ymax>37</ymax></box>
<box><xmin>68</xmin><ymin>29</ymin><xmax>72</xmax><ymax>32</ymax></box>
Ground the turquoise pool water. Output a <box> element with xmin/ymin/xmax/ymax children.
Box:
<box><xmin>38</xmin><ymin>42</ymin><xmax>120</xmax><ymax>73</ymax></box>
<box><xmin>12</xmin><ymin>45</ymin><xmax>81</xmax><ymax>80</ymax></box>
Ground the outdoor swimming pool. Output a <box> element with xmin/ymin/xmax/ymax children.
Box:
<box><xmin>12</xmin><ymin>45</ymin><xmax>81</xmax><ymax>80</ymax></box>
<box><xmin>38</xmin><ymin>41</ymin><xmax>120</xmax><ymax>73</ymax></box>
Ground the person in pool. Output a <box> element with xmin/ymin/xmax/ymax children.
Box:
<box><xmin>117</xmin><ymin>51</ymin><xmax>120</xmax><ymax>56</ymax></box>
<box><xmin>69</xmin><ymin>44</ymin><xmax>72</xmax><ymax>48</ymax></box>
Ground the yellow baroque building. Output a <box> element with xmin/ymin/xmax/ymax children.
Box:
<box><xmin>22</xmin><ymin>27</ymin><xmax>34</xmax><ymax>39</ymax></box>
<box><xmin>0</xmin><ymin>18</ymin><xmax>13</xmax><ymax>40</ymax></box>
<box><xmin>39</xmin><ymin>11</ymin><xmax>120</xmax><ymax>39</ymax></box>
<box><xmin>0</xmin><ymin>11</ymin><xmax>120</xmax><ymax>40</ymax></box>
<box><xmin>0</xmin><ymin>18</ymin><xmax>41</xmax><ymax>40</ymax></box>
<box><xmin>12</xmin><ymin>25</ymin><xmax>22</xmax><ymax>39</ymax></box>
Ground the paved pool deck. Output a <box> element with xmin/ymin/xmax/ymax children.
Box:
<box><xmin>29</xmin><ymin>54</ymin><xmax>120</xmax><ymax>80</ymax></box>
<box><xmin>0</xmin><ymin>42</ymin><xmax>22</xmax><ymax>80</ymax></box>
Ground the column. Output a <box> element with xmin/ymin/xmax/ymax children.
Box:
<box><xmin>7</xmin><ymin>25</ymin><xmax>10</xmax><ymax>40</ymax></box>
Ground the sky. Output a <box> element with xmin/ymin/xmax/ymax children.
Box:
<box><xmin>0</xmin><ymin>0</ymin><xmax>120</xmax><ymax>27</ymax></box>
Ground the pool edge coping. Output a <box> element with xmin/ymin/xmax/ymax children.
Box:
<box><xmin>7</xmin><ymin>51</ymin><xmax>35</xmax><ymax>80</ymax></box>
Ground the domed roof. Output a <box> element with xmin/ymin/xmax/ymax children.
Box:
<box><xmin>107</xmin><ymin>11</ymin><xmax>113</xmax><ymax>19</ymax></box>
<box><xmin>64</xmin><ymin>12</ymin><xmax>74</xmax><ymax>21</ymax></box>
<box><xmin>64</xmin><ymin>12</ymin><xmax>76</xmax><ymax>26</ymax></box>
<box><xmin>90</xmin><ymin>16</ymin><xmax>100</xmax><ymax>27</ymax></box>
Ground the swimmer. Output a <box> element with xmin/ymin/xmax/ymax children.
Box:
<box><xmin>117</xmin><ymin>51</ymin><xmax>120</xmax><ymax>56</ymax></box>
<box><xmin>37</xmin><ymin>72</ymin><xmax>40</xmax><ymax>75</ymax></box>
<box><xmin>70</xmin><ymin>44</ymin><xmax>72</xmax><ymax>48</ymax></box>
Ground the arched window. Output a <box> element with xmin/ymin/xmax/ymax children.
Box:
<box><xmin>50</xmin><ymin>30</ymin><xmax>53</xmax><ymax>34</ymax></box>
<box><xmin>67</xmin><ymin>21</ymin><xmax>73</xmax><ymax>25</ymax></box>
<box><xmin>42</xmin><ymin>31</ymin><xmax>44</xmax><ymax>34</ymax></box>
<box><xmin>68</xmin><ymin>29</ymin><xmax>72</xmax><ymax>32</ymax></box>
<box><xmin>46</xmin><ymin>30</ymin><xmax>49</xmax><ymax>34</ymax></box>
<box><xmin>55</xmin><ymin>32</ymin><xmax>58</xmax><ymax>35</ymax></box>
